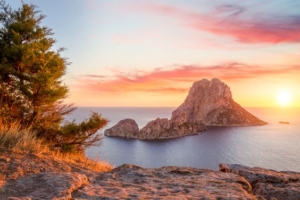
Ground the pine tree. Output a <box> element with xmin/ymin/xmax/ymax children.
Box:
<box><xmin>0</xmin><ymin>1</ymin><xmax>108</xmax><ymax>152</ymax></box>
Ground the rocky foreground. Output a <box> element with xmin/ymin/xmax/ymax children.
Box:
<box><xmin>1</xmin><ymin>151</ymin><xmax>299</xmax><ymax>199</ymax></box>
<box><xmin>105</xmin><ymin>78</ymin><xmax>267</xmax><ymax>140</ymax></box>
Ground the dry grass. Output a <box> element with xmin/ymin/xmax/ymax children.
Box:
<box><xmin>52</xmin><ymin>151</ymin><xmax>113</xmax><ymax>172</ymax></box>
<box><xmin>0</xmin><ymin>120</ymin><xmax>48</xmax><ymax>153</ymax></box>
<box><xmin>0</xmin><ymin>120</ymin><xmax>113</xmax><ymax>172</ymax></box>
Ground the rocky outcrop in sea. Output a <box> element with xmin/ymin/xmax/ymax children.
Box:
<box><xmin>104</xmin><ymin>118</ymin><xmax>139</xmax><ymax>138</ymax></box>
<box><xmin>105</xmin><ymin>78</ymin><xmax>267</xmax><ymax>140</ymax></box>
<box><xmin>171</xmin><ymin>78</ymin><xmax>266</xmax><ymax>126</ymax></box>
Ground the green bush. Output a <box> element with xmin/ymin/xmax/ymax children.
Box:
<box><xmin>0</xmin><ymin>1</ymin><xmax>108</xmax><ymax>153</ymax></box>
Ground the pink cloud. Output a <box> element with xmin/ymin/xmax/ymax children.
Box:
<box><xmin>76</xmin><ymin>63</ymin><xmax>300</xmax><ymax>94</ymax></box>
<box><xmin>139</xmin><ymin>3</ymin><xmax>300</xmax><ymax>44</ymax></box>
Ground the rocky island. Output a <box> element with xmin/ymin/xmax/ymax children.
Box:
<box><xmin>105</xmin><ymin>78</ymin><xmax>267</xmax><ymax>140</ymax></box>
<box><xmin>279</xmin><ymin>121</ymin><xmax>290</xmax><ymax>124</ymax></box>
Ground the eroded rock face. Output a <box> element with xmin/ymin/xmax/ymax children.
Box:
<box><xmin>138</xmin><ymin>118</ymin><xmax>170</xmax><ymax>140</ymax></box>
<box><xmin>220</xmin><ymin>164</ymin><xmax>300</xmax><ymax>200</ymax></box>
<box><xmin>171</xmin><ymin>78</ymin><xmax>267</xmax><ymax>126</ymax></box>
<box><xmin>104</xmin><ymin>118</ymin><xmax>139</xmax><ymax>138</ymax></box>
<box><xmin>104</xmin><ymin>78</ymin><xmax>266</xmax><ymax>140</ymax></box>
<box><xmin>138</xmin><ymin>118</ymin><xmax>206</xmax><ymax>140</ymax></box>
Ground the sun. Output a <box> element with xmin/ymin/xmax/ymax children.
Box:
<box><xmin>276</xmin><ymin>90</ymin><xmax>292</xmax><ymax>107</ymax></box>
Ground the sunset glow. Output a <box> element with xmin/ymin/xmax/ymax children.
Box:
<box><xmin>277</xmin><ymin>90</ymin><xmax>292</xmax><ymax>107</ymax></box>
<box><xmin>10</xmin><ymin>0</ymin><xmax>300</xmax><ymax>107</ymax></box>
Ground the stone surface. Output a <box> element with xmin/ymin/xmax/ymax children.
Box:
<box><xmin>4</xmin><ymin>172</ymin><xmax>88</xmax><ymax>199</ymax></box>
<box><xmin>0</xmin><ymin>150</ymin><xmax>111</xmax><ymax>200</ymax></box>
<box><xmin>220</xmin><ymin>164</ymin><xmax>300</xmax><ymax>200</ymax></box>
<box><xmin>104</xmin><ymin>118</ymin><xmax>139</xmax><ymax>138</ymax></box>
<box><xmin>105</xmin><ymin>78</ymin><xmax>266</xmax><ymax>140</ymax></box>
<box><xmin>1</xmin><ymin>151</ymin><xmax>300</xmax><ymax>199</ymax></box>
<box><xmin>73</xmin><ymin>164</ymin><xmax>257</xmax><ymax>199</ymax></box>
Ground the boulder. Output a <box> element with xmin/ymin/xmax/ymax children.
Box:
<box><xmin>104</xmin><ymin>118</ymin><xmax>139</xmax><ymax>138</ymax></box>
<box><xmin>5</xmin><ymin>172</ymin><xmax>89</xmax><ymax>199</ymax></box>
<box><xmin>220</xmin><ymin>164</ymin><xmax>300</xmax><ymax>200</ymax></box>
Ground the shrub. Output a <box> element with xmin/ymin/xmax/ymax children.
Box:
<box><xmin>0</xmin><ymin>1</ymin><xmax>108</xmax><ymax>153</ymax></box>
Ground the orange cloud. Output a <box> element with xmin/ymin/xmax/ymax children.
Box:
<box><xmin>76</xmin><ymin>63</ymin><xmax>300</xmax><ymax>95</ymax></box>
<box><xmin>139</xmin><ymin>3</ymin><xmax>300</xmax><ymax>44</ymax></box>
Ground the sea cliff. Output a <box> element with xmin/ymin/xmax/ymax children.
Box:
<box><xmin>105</xmin><ymin>78</ymin><xmax>267</xmax><ymax>140</ymax></box>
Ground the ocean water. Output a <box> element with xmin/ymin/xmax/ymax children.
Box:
<box><xmin>66</xmin><ymin>107</ymin><xmax>300</xmax><ymax>171</ymax></box>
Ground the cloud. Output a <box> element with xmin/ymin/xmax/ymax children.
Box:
<box><xmin>76</xmin><ymin>63</ymin><xmax>300</xmax><ymax>94</ymax></box>
<box><xmin>215</xmin><ymin>5</ymin><xmax>244</xmax><ymax>17</ymax></box>
<box><xmin>140</xmin><ymin>3</ymin><xmax>300</xmax><ymax>44</ymax></box>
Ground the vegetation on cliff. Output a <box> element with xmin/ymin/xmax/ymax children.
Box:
<box><xmin>0</xmin><ymin>0</ymin><xmax>108</xmax><ymax>153</ymax></box>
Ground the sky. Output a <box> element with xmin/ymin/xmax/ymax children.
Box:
<box><xmin>9</xmin><ymin>0</ymin><xmax>300</xmax><ymax>107</ymax></box>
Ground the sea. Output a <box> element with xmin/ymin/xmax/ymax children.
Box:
<box><xmin>66</xmin><ymin>107</ymin><xmax>300</xmax><ymax>172</ymax></box>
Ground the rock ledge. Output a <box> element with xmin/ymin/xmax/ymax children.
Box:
<box><xmin>1</xmin><ymin>151</ymin><xmax>299</xmax><ymax>199</ymax></box>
